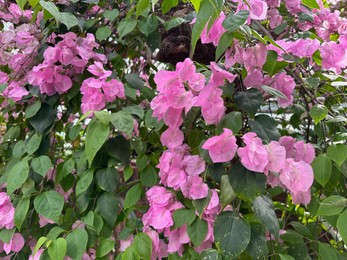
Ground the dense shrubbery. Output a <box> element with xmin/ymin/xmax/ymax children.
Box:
<box><xmin>0</xmin><ymin>0</ymin><xmax>347</xmax><ymax>259</ymax></box>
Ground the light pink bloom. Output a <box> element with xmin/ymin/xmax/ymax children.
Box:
<box><xmin>272</xmin><ymin>73</ymin><xmax>295</xmax><ymax>108</ymax></box>
<box><xmin>0</xmin><ymin>192</ymin><xmax>15</xmax><ymax>229</ymax></box>
<box><xmin>3</xmin><ymin>233</ymin><xmax>24</xmax><ymax>254</ymax></box>
<box><xmin>183</xmin><ymin>155</ymin><xmax>206</xmax><ymax>176</ymax></box>
<box><xmin>143</xmin><ymin>207</ymin><xmax>174</xmax><ymax>230</ymax></box>
<box><xmin>102</xmin><ymin>79</ymin><xmax>125</xmax><ymax>101</ymax></box>
<box><xmin>238</xmin><ymin>132</ymin><xmax>269</xmax><ymax>172</ymax></box>
<box><xmin>39</xmin><ymin>215</ymin><xmax>55</xmax><ymax>227</ymax></box>
<box><xmin>181</xmin><ymin>176</ymin><xmax>209</xmax><ymax>200</ymax></box>
<box><xmin>291</xmin><ymin>189</ymin><xmax>311</xmax><ymax>204</ymax></box>
<box><xmin>202</xmin><ymin>128</ymin><xmax>237</xmax><ymax>163</ymax></box>
<box><xmin>3</xmin><ymin>82</ymin><xmax>29</xmax><ymax>102</ymax></box>
<box><xmin>264</xmin><ymin>141</ymin><xmax>286</xmax><ymax>174</ymax></box>
<box><xmin>160</xmin><ymin>128</ymin><xmax>184</xmax><ymax>149</ymax></box>
<box><xmin>119</xmin><ymin>235</ymin><xmax>134</xmax><ymax>252</ymax></box>
<box><xmin>146</xmin><ymin>186</ymin><xmax>174</xmax><ymax>207</ymax></box>
<box><xmin>244</xmin><ymin>43</ymin><xmax>268</xmax><ymax>72</ymax></box>
<box><xmin>209</xmin><ymin>62</ymin><xmax>236</xmax><ymax>87</ymax></box>
<box><xmin>87</xmin><ymin>62</ymin><xmax>112</xmax><ymax>79</ymax></box>
<box><xmin>201</xmin><ymin>12</ymin><xmax>226</xmax><ymax>46</ymax></box>
<box><xmin>294</xmin><ymin>141</ymin><xmax>315</xmax><ymax>164</ymax></box>
<box><xmin>320</xmin><ymin>42</ymin><xmax>347</xmax><ymax>74</ymax></box>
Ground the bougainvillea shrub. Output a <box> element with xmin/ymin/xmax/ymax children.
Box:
<box><xmin>0</xmin><ymin>0</ymin><xmax>347</xmax><ymax>259</ymax></box>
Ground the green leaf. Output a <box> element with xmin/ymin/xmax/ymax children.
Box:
<box><xmin>190</xmin><ymin>0</ymin><xmax>202</xmax><ymax>11</ymax></box>
<box><xmin>16</xmin><ymin>0</ymin><xmax>28</xmax><ymax>9</ymax></box>
<box><xmin>318</xmin><ymin>242</ymin><xmax>338</xmax><ymax>260</ymax></box>
<box><xmin>327</xmin><ymin>144</ymin><xmax>347</xmax><ymax>167</ymax></box>
<box><xmin>125</xmin><ymin>73</ymin><xmax>145</xmax><ymax>90</ymax></box>
<box><xmin>46</xmin><ymin>227</ymin><xmax>65</xmax><ymax>240</ymax></box>
<box><xmin>95</xmin><ymin>192</ymin><xmax>118</xmax><ymax>227</ymax></box>
<box><xmin>279</xmin><ymin>254</ymin><xmax>296</xmax><ymax>260</ymax></box>
<box><xmin>161</xmin><ymin>0</ymin><xmax>178</xmax><ymax>13</ymax></box>
<box><xmin>229</xmin><ymin>163</ymin><xmax>266</xmax><ymax>201</ymax></box>
<box><xmin>69</xmin><ymin>124</ymin><xmax>82</xmax><ymax>141</ymax></box>
<box><xmin>311</xmin><ymin>154</ymin><xmax>332</xmax><ymax>187</ymax></box>
<box><xmin>96</xmin><ymin>26</ymin><xmax>112</xmax><ymax>41</ymax></box>
<box><xmin>96</xmin><ymin>238</ymin><xmax>114</xmax><ymax>258</ymax></box>
<box><xmin>317</xmin><ymin>195</ymin><xmax>347</xmax><ymax>216</ymax></box>
<box><xmin>136</xmin><ymin>0</ymin><xmax>150</xmax><ymax>17</ymax></box>
<box><xmin>34</xmin><ymin>190</ymin><xmax>64</xmax><ymax>222</ymax></box>
<box><xmin>31</xmin><ymin>156</ymin><xmax>52</xmax><ymax>176</ymax></box>
<box><xmin>139</xmin><ymin>15</ymin><xmax>158</xmax><ymax>36</ymax></box>
<box><xmin>234</xmin><ymin>88</ymin><xmax>263</xmax><ymax>115</ymax></box>
<box><xmin>200</xmin><ymin>249</ymin><xmax>222</xmax><ymax>260</ymax></box>
<box><xmin>172</xmin><ymin>209</ymin><xmax>196</xmax><ymax>229</ymax></box>
<box><xmin>298</xmin><ymin>12</ymin><xmax>314</xmax><ymax>23</ymax></box>
<box><xmin>118</xmin><ymin>19</ymin><xmax>137</xmax><ymax>39</ymax></box>
<box><xmin>337</xmin><ymin>209</ymin><xmax>347</xmax><ymax>245</ymax></box>
<box><xmin>191</xmin><ymin>0</ymin><xmax>223</xmax><ymax>55</ymax></box>
<box><xmin>123</xmin><ymin>105</ymin><xmax>144</xmax><ymax>119</ymax></box>
<box><xmin>110</xmin><ymin>111</ymin><xmax>134</xmax><ymax>136</ymax></box>
<box><xmin>245</xmin><ymin>224</ymin><xmax>268</xmax><ymax>259</ymax></box>
<box><xmin>124</xmin><ymin>183</ymin><xmax>142</xmax><ymax>209</ymax></box>
<box><xmin>133</xmin><ymin>233</ymin><xmax>152</xmax><ymax>259</ymax></box>
<box><xmin>25</xmin><ymin>101</ymin><xmax>41</xmax><ymax>119</ymax></box>
<box><xmin>7</xmin><ymin>160</ymin><xmax>29</xmax><ymax>195</ymax></box>
<box><xmin>28</xmin><ymin>103</ymin><xmax>56</xmax><ymax>133</ymax></box>
<box><xmin>103</xmin><ymin>9</ymin><xmax>119</xmax><ymax>21</ymax></box>
<box><xmin>192</xmin><ymin>190</ymin><xmax>212</xmax><ymax>216</ymax></box>
<box><xmin>222</xmin><ymin>10</ymin><xmax>249</xmax><ymax>32</ymax></box>
<box><xmin>85</xmin><ymin>120</ymin><xmax>109</xmax><ymax>165</ymax></box>
<box><xmin>302</xmin><ymin>0</ymin><xmax>320</xmax><ymax>9</ymax></box>
<box><xmin>261</xmin><ymin>85</ymin><xmax>288</xmax><ymax>100</ymax></box>
<box><xmin>26</xmin><ymin>132</ymin><xmax>42</xmax><ymax>155</ymax></box>
<box><xmin>105</xmin><ymin>136</ymin><xmax>131</xmax><ymax>163</ymax></box>
<box><xmin>96</xmin><ymin>168</ymin><xmax>118</xmax><ymax>192</ymax></box>
<box><xmin>48</xmin><ymin>238</ymin><xmax>67</xmax><ymax>260</ymax></box>
<box><xmin>250</xmin><ymin>114</ymin><xmax>281</xmax><ymax>142</ymax></box>
<box><xmin>76</xmin><ymin>169</ymin><xmax>93</xmax><ymax>197</ymax></box>
<box><xmin>59</xmin><ymin>12</ymin><xmax>78</xmax><ymax>29</ymax></box>
<box><xmin>140</xmin><ymin>166</ymin><xmax>157</xmax><ymax>187</ymax></box>
<box><xmin>164</xmin><ymin>17</ymin><xmax>185</xmax><ymax>31</ymax></box>
<box><xmin>124</xmin><ymin>166</ymin><xmax>134</xmax><ymax>182</ymax></box>
<box><xmin>14</xmin><ymin>197</ymin><xmax>30</xmax><ymax>230</ymax></box>
<box><xmin>220</xmin><ymin>175</ymin><xmax>236</xmax><ymax>208</ymax></box>
<box><xmin>216</xmin><ymin>112</ymin><xmax>242</xmax><ymax>135</ymax></box>
<box><xmin>39</xmin><ymin>1</ymin><xmax>60</xmax><ymax>18</ymax></box>
<box><xmin>262</xmin><ymin>50</ymin><xmax>288</xmax><ymax>76</ymax></box>
<box><xmin>13</xmin><ymin>140</ymin><xmax>26</xmax><ymax>158</ymax></box>
<box><xmin>0</xmin><ymin>229</ymin><xmax>15</xmax><ymax>243</ymax></box>
<box><xmin>309</xmin><ymin>104</ymin><xmax>328</xmax><ymax>124</ymax></box>
<box><xmin>33</xmin><ymin>237</ymin><xmax>49</xmax><ymax>255</ymax></box>
<box><xmin>215</xmin><ymin>32</ymin><xmax>233</xmax><ymax>60</ymax></box>
<box><xmin>289</xmin><ymin>222</ymin><xmax>313</xmax><ymax>239</ymax></box>
<box><xmin>214</xmin><ymin>211</ymin><xmax>251</xmax><ymax>258</ymax></box>
<box><xmin>253</xmin><ymin>195</ymin><xmax>279</xmax><ymax>238</ymax></box>
<box><xmin>66</xmin><ymin>229</ymin><xmax>88</xmax><ymax>260</ymax></box>
<box><xmin>187</xmin><ymin>218</ymin><xmax>208</xmax><ymax>246</ymax></box>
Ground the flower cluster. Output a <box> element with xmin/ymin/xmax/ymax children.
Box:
<box><xmin>27</xmin><ymin>32</ymin><xmax>107</xmax><ymax>96</ymax></box>
<box><xmin>80</xmin><ymin>62</ymin><xmax>125</xmax><ymax>113</ymax></box>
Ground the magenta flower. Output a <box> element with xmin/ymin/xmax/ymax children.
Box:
<box><xmin>0</xmin><ymin>192</ymin><xmax>15</xmax><ymax>229</ymax></box>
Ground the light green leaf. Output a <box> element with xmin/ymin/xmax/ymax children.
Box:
<box><xmin>118</xmin><ymin>19</ymin><xmax>137</xmax><ymax>39</ymax></box>
<box><xmin>337</xmin><ymin>210</ymin><xmax>347</xmax><ymax>245</ymax></box>
<box><xmin>161</xmin><ymin>0</ymin><xmax>178</xmax><ymax>13</ymax></box>
<box><xmin>85</xmin><ymin>120</ymin><xmax>109</xmax><ymax>165</ymax></box>
<box><xmin>302</xmin><ymin>0</ymin><xmax>320</xmax><ymax>9</ymax></box>
<box><xmin>76</xmin><ymin>170</ymin><xmax>93</xmax><ymax>197</ymax></box>
<box><xmin>34</xmin><ymin>190</ymin><xmax>64</xmax><ymax>222</ymax></box>
<box><xmin>327</xmin><ymin>144</ymin><xmax>347</xmax><ymax>167</ymax></box>
<box><xmin>31</xmin><ymin>156</ymin><xmax>52</xmax><ymax>176</ymax></box>
<box><xmin>96</xmin><ymin>26</ymin><xmax>112</xmax><ymax>41</ymax></box>
<box><xmin>103</xmin><ymin>9</ymin><xmax>119</xmax><ymax>21</ymax></box>
<box><xmin>136</xmin><ymin>0</ymin><xmax>150</xmax><ymax>17</ymax></box>
<box><xmin>66</xmin><ymin>229</ymin><xmax>88</xmax><ymax>260</ymax></box>
<box><xmin>13</xmin><ymin>140</ymin><xmax>26</xmax><ymax>158</ymax></box>
<box><xmin>96</xmin><ymin>238</ymin><xmax>114</xmax><ymax>258</ymax></box>
<box><xmin>16</xmin><ymin>0</ymin><xmax>28</xmax><ymax>9</ymax></box>
<box><xmin>7</xmin><ymin>160</ymin><xmax>29</xmax><ymax>195</ymax></box>
<box><xmin>317</xmin><ymin>195</ymin><xmax>347</xmax><ymax>216</ymax></box>
<box><xmin>48</xmin><ymin>238</ymin><xmax>67</xmax><ymax>260</ymax></box>
<box><xmin>26</xmin><ymin>132</ymin><xmax>42</xmax><ymax>155</ymax></box>
<box><xmin>133</xmin><ymin>233</ymin><xmax>152</xmax><ymax>259</ymax></box>
<box><xmin>110</xmin><ymin>111</ymin><xmax>134</xmax><ymax>136</ymax></box>
<box><xmin>222</xmin><ymin>10</ymin><xmax>249</xmax><ymax>32</ymax></box>
<box><xmin>318</xmin><ymin>242</ymin><xmax>338</xmax><ymax>260</ymax></box>
<box><xmin>311</xmin><ymin>154</ymin><xmax>332</xmax><ymax>187</ymax></box>
<box><xmin>0</xmin><ymin>229</ymin><xmax>15</xmax><ymax>243</ymax></box>
<box><xmin>59</xmin><ymin>12</ymin><xmax>78</xmax><ymax>29</ymax></box>
<box><xmin>33</xmin><ymin>237</ymin><xmax>49</xmax><ymax>255</ymax></box>
<box><xmin>309</xmin><ymin>104</ymin><xmax>328</xmax><ymax>124</ymax></box>
<box><xmin>187</xmin><ymin>218</ymin><xmax>208</xmax><ymax>246</ymax></box>
<box><xmin>124</xmin><ymin>183</ymin><xmax>142</xmax><ymax>209</ymax></box>
<box><xmin>261</xmin><ymin>85</ymin><xmax>288</xmax><ymax>100</ymax></box>
<box><xmin>14</xmin><ymin>197</ymin><xmax>30</xmax><ymax>230</ymax></box>
<box><xmin>25</xmin><ymin>100</ymin><xmax>41</xmax><ymax>119</ymax></box>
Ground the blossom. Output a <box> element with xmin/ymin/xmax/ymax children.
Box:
<box><xmin>209</xmin><ymin>62</ymin><xmax>236</xmax><ymax>87</ymax></box>
<box><xmin>264</xmin><ymin>141</ymin><xmax>286</xmax><ymax>174</ymax></box>
<box><xmin>320</xmin><ymin>42</ymin><xmax>347</xmax><ymax>74</ymax></box>
<box><xmin>160</xmin><ymin>128</ymin><xmax>184</xmax><ymax>149</ymax></box>
<box><xmin>238</xmin><ymin>132</ymin><xmax>269</xmax><ymax>172</ymax></box>
<box><xmin>0</xmin><ymin>192</ymin><xmax>15</xmax><ymax>229</ymax></box>
<box><xmin>87</xmin><ymin>62</ymin><xmax>112</xmax><ymax>79</ymax></box>
<box><xmin>202</xmin><ymin>128</ymin><xmax>237</xmax><ymax>163</ymax></box>
<box><xmin>201</xmin><ymin>12</ymin><xmax>226</xmax><ymax>46</ymax></box>
<box><xmin>3</xmin><ymin>81</ymin><xmax>29</xmax><ymax>102</ymax></box>
<box><xmin>2</xmin><ymin>233</ymin><xmax>25</xmax><ymax>254</ymax></box>
<box><xmin>272</xmin><ymin>73</ymin><xmax>296</xmax><ymax>108</ymax></box>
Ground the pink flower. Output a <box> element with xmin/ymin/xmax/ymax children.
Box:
<box><xmin>119</xmin><ymin>235</ymin><xmax>134</xmax><ymax>252</ymax></box>
<box><xmin>272</xmin><ymin>73</ymin><xmax>295</xmax><ymax>108</ymax></box>
<box><xmin>167</xmin><ymin>226</ymin><xmax>190</xmax><ymax>254</ymax></box>
<box><xmin>143</xmin><ymin>207</ymin><xmax>174</xmax><ymax>230</ymax></box>
<box><xmin>293</xmin><ymin>141</ymin><xmax>315</xmax><ymax>164</ymax></box>
<box><xmin>201</xmin><ymin>12</ymin><xmax>226</xmax><ymax>46</ymax></box>
<box><xmin>0</xmin><ymin>192</ymin><xmax>15</xmax><ymax>229</ymax></box>
<box><xmin>102</xmin><ymin>79</ymin><xmax>125</xmax><ymax>101</ymax></box>
<box><xmin>291</xmin><ymin>189</ymin><xmax>311</xmax><ymax>204</ymax></box>
<box><xmin>183</xmin><ymin>155</ymin><xmax>206</xmax><ymax>176</ymax></box>
<box><xmin>160</xmin><ymin>128</ymin><xmax>184</xmax><ymax>149</ymax></box>
<box><xmin>146</xmin><ymin>186</ymin><xmax>174</xmax><ymax>207</ymax></box>
<box><xmin>264</xmin><ymin>141</ymin><xmax>286</xmax><ymax>174</ymax></box>
<box><xmin>209</xmin><ymin>62</ymin><xmax>236</xmax><ymax>87</ymax></box>
<box><xmin>320</xmin><ymin>42</ymin><xmax>347</xmax><ymax>74</ymax></box>
<box><xmin>3</xmin><ymin>233</ymin><xmax>25</xmax><ymax>254</ymax></box>
<box><xmin>238</xmin><ymin>132</ymin><xmax>269</xmax><ymax>172</ymax></box>
<box><xmin>249</xmin><ymin>0</ymin><xmax>268</xmax><ymax>20</ymax></box>
<box><xmin>202</xmin><ymin>128</ymin><xmax>237</xmax><ymax>163</ymax></box>
<box><xmin>243</xmin><ymin>43</ymin><xmax>268</xmax><ymax>71</ymax></box>
<box><xmin>87</xmin><ymin>62</ymin><xmax>112</xmax><ymax>79</ymax></box>
<box><xmin>181</xmin><ymin>176</ymin><xmax>209</xmax><ymax>200</ymax></box>
<box><xmin>3</xmin><ymin>81</ymin><xmax>29</xmax><ymax>102</ymax></box>
<box><xmin>39</xmin><ymin>215</ymin><xmax>55</xmax><ymax>227</ymax></box>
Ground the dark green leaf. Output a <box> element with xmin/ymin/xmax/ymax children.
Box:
<box><xmin>14</xmin><ymin>197</ymin><xmax>30</xmax><ymax>230</ymax></box>
<box><xmin>76</xmin><ymin>169</ymin><xmax>93</xmax><ymax>197</ymax></box>
<box><xmin>66</xmin><ymin>229</ymin><xmax>88</xmax><ymax>260</ymax></box>
<box><xmin>95</xmin><ymin>192</ymin><xmax>118</xmax><ymax>227</ymax></box>
<box><xmin>200</xmin><ymin>249</ymin><xmax>222</xmax><ymax>260</ymax></box>
<box><xmin>192</xmin><ymin>190</ymin><xmax>212</xmax><ymax>216</ymax></box>
<box><xmin>110</xmin><ymin>111</ymin><xmax>134</xmax><ymax>136</ymax></box>
<box><xmin>250</xmin><ymin>114</ymin><xmax>280</xmax><ymax>142</ymax></box>
<box><xmin>105</xmin><ymin>136</ymin><xmax>131</xmax><ymax>163</ymax></box>
<box><xmin>140</xmin><ymin>166</ymin><xmax>157</xmax><ymax>187</ymax></box>
<box><xmin>318</xmin><ymin>242</ymin><xmax>338</xmax><ymax>260</ymax></box>
<box><xmin>25</xmin><ymin>101</ymin><xmax>41</xmax><ymax>119</ymax></box>
<box><xmin>245</xmin><ymin>224</ymin><xmax>268</xmax><ymax>259</ymax></box>
<box><xmin>96</xmin><ymin>26</ymin><xmax>112</xmax><ymax>41</ymax></box>
<box><xmin>118</xmin><ymin>19</ymin><xmax>137</xmax><ymax>39</ymax></box>
<box><xmin>298</xmin><ymin>12</ymin><xmax>314</xmax><ymax>23</ymax></box>
<box><xmin>229</xmin><ymin>163</ymin><xmax>266</xmax><ymax>201</ymax></box>
<box><xmin>164</xmin><ymin>17</ymin><xmax>185</xmax><ymax>31</ymax></box>
<box><xmin>28</xmin><ymin>103</ymin><xmax>56</xmax><ymax>133</ymax></box>
<box><xmin>26</xmin><ymin>132</ymin><xmax>42</xmax><ymax>155</ymax></box>
<box><xmin>215</xmin><ymin>32</ymin><xmax>233</xmax><ymax>60</ymax></box>
<box><xmin>13</xmin><ymin>140</ymin><xmax>26</xmax><ymax>158</ymax></box>
<box><xmin>31</xmin><ymin>156</ymin><xmax>52</xmax><ymax>176</ymax></box>
<box><xmin>103</xmin><ymin>9</ymin><xmax>119</xmax><ymax>21</ymax></box>
<box><xmin>187</xmin><ymin>218</ymin><xmax>208</xmax><ymax>246</ymax></box>
<box><xmin>216</xmin><ymin>112</ymin><xmax>242</xmax><ymax>135</ymax></box>
<box><xmin>214</xmin><ymin>211</ymin><xmax>251</xmax><ymax>258</ymax></box>
<box><xmin>172</xmin><ymin>209</ymin><xmax>196</xmax><ymax>229</ymax></box>
<box><xmin>253</xmin><ymin>195</ymin><xmax>279</xmax><ymax>238</ymax></box>
<box><xmin>96</xmin><ymin>168</ymin><xmax>118</xmax><ymax>192</ymax></box>
<box><xmin>234</xmin><ymin>88</ymin><xmax>263</xmax><ymax>115</ymax></box>
<box><xmin>96</xmin><ymin>238</ymin><xmax>114</xmax><ymax>258</ymax></box>
<box><xmin>220</xmin><ymin>175</ymin><xmax>236</xmax><ymax>208</ymax></box>
<box><xmin>337</xmin><ymin>210</ymin><xmax>347</xmax><ymax>244</ymax></box>
<box><xmin>34</xmin><ymin>190</ymin><xmax>64</xmax><ymax>222</ymax></box>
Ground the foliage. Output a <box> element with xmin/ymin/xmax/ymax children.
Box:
<box><xmin>0</xmin><ymin>0</ymin><xmax>347</xmax><ymax>259</ymax></box>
